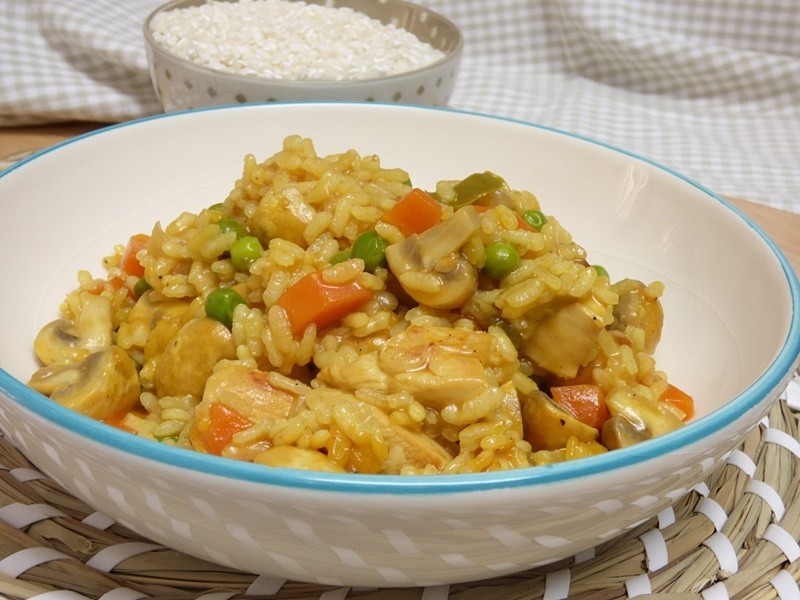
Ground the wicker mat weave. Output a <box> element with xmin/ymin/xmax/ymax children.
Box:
<box><xmin>0</xmin><ymin>371</ymin><xmax>797</xmax><ymax>600</ymax></box>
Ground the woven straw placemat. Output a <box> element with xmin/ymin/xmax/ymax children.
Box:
<box><xmin>0</xmin><ymin>370</ymin><xmax>796</xmax><ymax>600</ymax></box>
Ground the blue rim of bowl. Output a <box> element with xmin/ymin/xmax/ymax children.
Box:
<box><xmin>1</xmin><ymin>102</ymin><xmax>799</xmax><ymax>495</ymax></box>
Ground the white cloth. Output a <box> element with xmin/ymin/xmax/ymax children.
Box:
<box><xmin>1</xmin><ymin>0</ymin><xmax>799</xmax><ymax>213</ymax></box>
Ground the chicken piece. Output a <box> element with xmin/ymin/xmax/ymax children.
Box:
<box><xmin>154</xmin><ymin>317</ymin><xmax>237</xmax><ymax>399</ymax></box>
<box><xmin>28</xmin><ymin>346</ymin><xmax>140</xmax><ymax>421</ymax></box>
<box><xmin>373</xmin><ymin>405</ymin><xmax>452</xmax><ymax>470</ymax></box>
<box><xmin>191</xmin><ymin>365</ymin><xmax>303</xmax><ymax>457</ymax></box>
<box><xmin>198</xmin><ymin>365</ymin><xmax>302</xmax><ymax>425</ymax></box>
<box><xmin>377</xmin><ymin>325</ymin><xmax>504</xmax><ymax>410</ymax></box>
<box><xmin>608</xmin><ymin>279</ymin><xmax>664</xmax><ymax>353</ymax></box>
<box><xmin>254</xmin><ymin>446</ymin><xmax>345</xmax><ymax>472</ymax></box>
<box><xmin>318</xmin><ymin>324</ymin><xmax>513</xmax><ymax>411</ymax></box>
<box><xmin>523</xmin><ymin>300</ymin><xmax>604</xmax><ymax>379</ymax></box>
<box><xmin>307</xmin><ymin>388</ymin><xmax>452</xmax><ymax>472</ymax></box>
<box><xmin>315</xmin><ymin>352</ymin><xmax>391</xmax><ymax>394</ymax></box>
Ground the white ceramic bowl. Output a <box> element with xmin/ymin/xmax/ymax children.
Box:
<box><xmin>0</xmin><ymin>103</ymin><xmax>798</xmax><ymax>587</ymax></box>
<box><xmin>143</xmin><ymin>0</ymin><xmax>463</xmax><ymax>112</ymax></box>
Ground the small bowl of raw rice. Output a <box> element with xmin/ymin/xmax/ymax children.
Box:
<box><xmin>143</xmin><ymin>0</ymin><xmax>463</xmax><ymax>111</ymax></box>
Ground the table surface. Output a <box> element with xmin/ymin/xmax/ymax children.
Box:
<box><xmin>2</xmin><ymin>121</ymin><xmax>799</xmax><ymax>277</ymax></box>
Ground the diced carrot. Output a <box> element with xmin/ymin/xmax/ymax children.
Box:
<box><xmin>474</xmin><ymin>205</ymin><xmax>534</xmax><ymax>232</ymax></box>
<box><xmin>662</xmin><ymin>383</ymin><xmax>695</xmax><ymax>421</ymax></box>
<box><xmin>108</xmin><ymin>276</ymin><xmax>125</xmax><ymax>290</ymax></box>
<box><xmin>120</xmin><ymin>233</ymin><xmax>150</xmax><ymax>277</ymax></box>
<box><xmin>103</xmin><ymin>411</ymin><xmax>133</xmax><ymax>432</ymax></box>
<box><xmin>87</xmin><ymin>277</ymin><xmax>132</xmax><ymax>299</ymax></box>
<box><xmin>206</xmin><ymin>403</ymin><xmax>253</xmax><ymax>456</ymax></box>
<box><xmin>381</xmin><ymin>188</ymin><xmax>443</xmax><ymax>236</ymax></box>
<box><xmin>276</xmin><ymin>270</ymin><xmax>374</xmax><ymax>337</ymax></box>
<box><xmin>85</xmin><ymin>280</ymin><xmax>106</xmax><ymax>295</ymax></box>
<box><xmin>551</xmin><ymin>384</ymin><xmax>610</xmax><ymax>430</ymax></box>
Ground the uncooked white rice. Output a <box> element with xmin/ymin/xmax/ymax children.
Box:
<box><xmin>149</xmin><ymin>0</ymin><xmax>447</xmax><ymax>80</ymax></box>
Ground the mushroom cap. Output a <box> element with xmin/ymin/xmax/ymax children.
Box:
<box><xmin>33</xmin><ymin>295</ymin><xmax>113</xmax><ymax>366</ymax></box>
<box><xmin>395</xmin><ymin>253</ymin><xmax>478</xmax><ymax>310</ymax></box>
<box><xmin>601</xmin><ymin>415</ymin><xmax>650</xmax><ymax>450</ymax></box>
<box><xmin>609</xmin><ymin>278</ymin><xmax>664</xmax><ymax>353</ymax></box>
<box><xmin>28</xmin><ymin>346</ymin><xmax>141</xmax><ymax>421</ymax></box>
<box><xmin>385</xmin><ymin>206</ymin><xmax>481</xmax><ymax>310</ymax></box>
<box><xmin>33</xmin><ymin>319</ymin><xmax>88</xmax><ymax>366</ymax></box>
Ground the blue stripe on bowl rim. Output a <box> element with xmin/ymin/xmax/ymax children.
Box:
<box><xmin>1</xmin><ymin>101</ymin><xmax>798</xmax><ymax>495</ymax></box>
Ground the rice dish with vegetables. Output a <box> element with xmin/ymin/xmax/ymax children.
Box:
<box><xmin>28</xmin><ymin>135</ymin><xmax>694</xmax><ymax>474</ymax></box>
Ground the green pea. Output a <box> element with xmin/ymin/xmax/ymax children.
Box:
<box><xmin>484</xmin><ymin>241</ymin><xmax>520</xmax><ymax>280</ymax></box>
<box><xmin>351</xmin><ymin>231</ymin><xmax>389</xmax><ymax>272</ymax></box>
<box><xmin>330</xmin><ymin>249</ymin><xmax>352</xmax><ymax>265</ymax></box>
<box><xmin>205</xmin><ymin>287</ymin><xmax>247</xmax><ymax>329</ymax></box>
<box><xmin>209</xmin><ymin>202</ymin><xmax>225</xmax><ymax>212</ymax></box>
<box><xmin>522</xmin><ymin>209</ymin><xmax>548</xmax><ymax>231</ymax></box>
<box><xmin>230</xmin><ymin>235</ymin><xmax>264</xmax><ymax>270</ymax></box>
<box><xmin>488</xmin><ymin>316</ymin><xmax>523</xmax><ymax>349</ymax></box>
<box><xmin>218</xmin><ymin>218</ymin><xmax>248</xmax><ymax>239</ymax></box>
<box><xmin>592</xmin><ymin>264</ymin><xmax>610</xmax><ymax>279</ymax></box>
<box><xmin>133</xmin><ymin>277</ymin><xmax>152</xmax><ymax>298</ymax></box>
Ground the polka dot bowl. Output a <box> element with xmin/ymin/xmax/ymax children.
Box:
<box><xmin>143</xmin><ymin>0</ymin><xmax>463</xmax><ymax>111</ymax></box>
<box><xmin>0</xmin><ymin>103</ymin><xmax>798</xmax><ymax>588</ymax></box>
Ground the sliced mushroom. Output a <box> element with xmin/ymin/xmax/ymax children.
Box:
<box><xmin>127</xmin><ymin>291</ymin><xmax>193</xmax><ymax>361</ymax></box>
<box><xmin>499</xmin><ymin>381</ymin><xmax>524</xmax><ymax>439</ymax></box>
<box><xmin>385</xmin><ymin>206</ymin><xmax>480</xmax><ymax>309</ymax></box>
<box><xmin>608</xmin><ymin>279</ymin><xmax>664</xmax><ymax>353</ymax></box>
<box><xmin>34</xmin><ymin>295</ymin><xmax>113</xmax><ymax>366</ymax></box>
<box><xmin>154</xmin><ymin>317</ymin><xmax>237</xmax><ymax>399</ymax></box>
<box><xmin>603</xmin><ymin>387</ymin><xmax>684</xmax><ymax>448</ymax></box>
<box><xmin>523</xmin><ymin>300</ymin><xmax>604</xmax><ymax>379</ymax></box>
<box><xmin>520</xmin><ymin>390</ymin><xmax>599</xmax><ymax>451</ymax></box>
<box><xmin>601</xmin><ymin>415</ymin><xmax>651</xmax><ymax>450</ymax></box>
<box><xmin>28</xmin><ymin>346</ymin><xmax>140</xmax><ymax>421</ymax></box>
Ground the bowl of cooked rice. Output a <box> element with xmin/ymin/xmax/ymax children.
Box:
<box><xmin>0</xmin><ymin>102</ymin><xmax>798</xmax><ymax>587</ymax></box>
<box><xmin>143</xmin><ymin>0</ymin><xmax>463</xmax><ymax>111</ymax></box>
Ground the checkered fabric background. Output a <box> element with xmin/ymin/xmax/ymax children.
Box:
<box><xmin>1</xmin><ymin>0</ymin><xmax>799</xmax><ymax>212</ymax></box>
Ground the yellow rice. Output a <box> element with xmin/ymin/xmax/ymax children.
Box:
<box><xmin>30</xmin><ymin>135</ymin><xmax>689</xmax><ymax>475</ymax></box>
